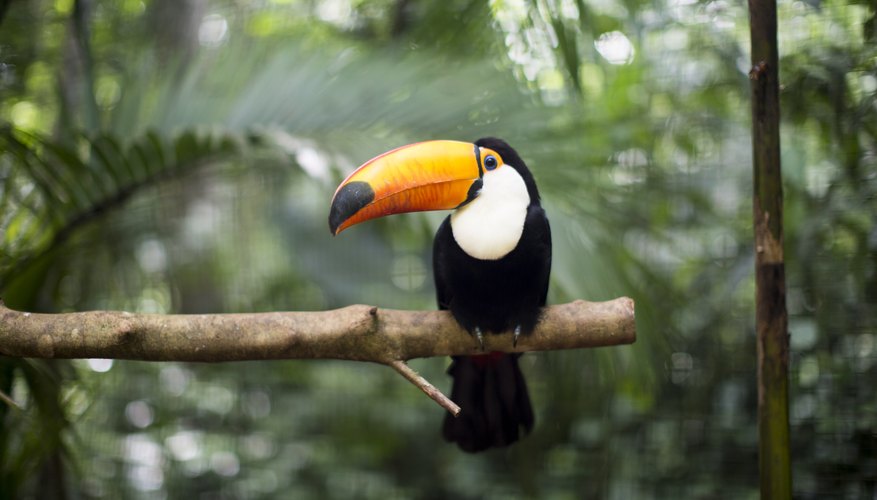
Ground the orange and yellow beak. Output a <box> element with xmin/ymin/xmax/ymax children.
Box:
<box><xmin>329</xmin><ymin>140</ymin><xmax>488</xmax><ymax>235</ymax></box>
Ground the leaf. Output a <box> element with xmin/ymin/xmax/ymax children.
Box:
<box><xmin>0</xmin><ymin>125</ymin><xmax>248</xmax><ymax>289</ymax></box>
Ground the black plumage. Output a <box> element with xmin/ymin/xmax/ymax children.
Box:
<box><xmin>434</xmin><ymin>137</ymin><xmax>551</xmax><ymax>452</ymax></box>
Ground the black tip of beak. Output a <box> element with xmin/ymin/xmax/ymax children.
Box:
<box><xmin>328</xmin><ymin>181</ymin><xmax>375</xmax><ymax>235</ymax></box>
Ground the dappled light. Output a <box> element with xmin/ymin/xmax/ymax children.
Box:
<box><xmin>595</xmin><ymin>31</ymin><xmax>635</xmax><ymax>65</ymax></box>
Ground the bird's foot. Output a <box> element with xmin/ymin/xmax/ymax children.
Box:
<box><xmin>513</xmin><ymin>325</ymin><xmax>522</xmax><ymax>348</ymax></box>
<box><xmin>474</xmin><ymin>327</ymin><xmax>485</xmax><ymax>351</ymax></box>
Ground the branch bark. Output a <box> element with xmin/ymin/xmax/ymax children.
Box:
<box><xmin>0</xmin><ymin>298</ymin><xmax>635</xmax><ymax>415</ymax></box>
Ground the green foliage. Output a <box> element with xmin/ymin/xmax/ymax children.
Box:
<box><xmin>0</xmin><ymin>126</ymin><xmax>244</xmax><ymax>306</ymax></box>
<box><xmin>0</xmin><ymin>0</ymin><xmax>875</xmax><ymax>498</ymax></box>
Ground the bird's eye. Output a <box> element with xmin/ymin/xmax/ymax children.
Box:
<box><xmin>484</xmin><ymin>155</ymin><xmax>498</xmax><ymax>171</ymax></box>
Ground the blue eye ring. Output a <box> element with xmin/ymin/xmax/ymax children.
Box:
<box><xmin>484</xmin><ymin>155</ymin><xmax>498</xmax><ymax>171</ymax></box>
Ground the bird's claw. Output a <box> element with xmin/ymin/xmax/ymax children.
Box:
<box><xmin>513</xmin><ymin>325</ymin><xmax>521</xmax><ymax>348</ymax></box>
<box><xmin>474</xmin><ymin>327</ymin><xmax>485</xmax><ymax>351</ymax></box>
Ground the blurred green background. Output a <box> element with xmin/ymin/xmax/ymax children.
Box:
<box><xmin>1</xmin><ymin>0</ymin><xmax>875</xmax><ymax>498</ymax></box>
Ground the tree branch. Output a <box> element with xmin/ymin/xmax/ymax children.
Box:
<box><xmin>389</xmin><ymin>360</ymin><xmax>462</xmax><ymax>416</ymax></box>
<box><xmin>0</xmin><ymin>298</ymin><xmax>635</xmax><ymax>414</ymax></box>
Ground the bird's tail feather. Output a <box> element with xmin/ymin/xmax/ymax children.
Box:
<box><xmin>442</xmin><ymin>353</ymin><xmax>534</xmax><ymax>453</ymax></box>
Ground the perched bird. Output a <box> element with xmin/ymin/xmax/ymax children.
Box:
<box><xmin>329</xmin><ymin>138</ymin><xmax>551</xmax><ymax>452</ymax></box>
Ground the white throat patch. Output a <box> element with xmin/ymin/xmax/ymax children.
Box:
<box><xmin>450</xmin><ymin>165</ymin><xmax>530</xmax><ymax>260</ymax></box>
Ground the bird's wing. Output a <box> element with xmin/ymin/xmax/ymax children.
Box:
<box><xmin>433</xmin><ymin>215</ymin><xmax>454</xmax><ymax>311</ymax></box>
<box><xmin>527</xmin><ymin>204</ymin><xmax>552</xmax><ymax>307</ymax></box>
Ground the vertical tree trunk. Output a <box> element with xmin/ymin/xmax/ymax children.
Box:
<box><xmin>147</xmin><ymin>0</ymin><xmax>206</xmax><ymax>66</ymax></box>
<box><xmin>748</xmin><ymin>0</ymin><xmax>791</xmax><ymax>497</ymax></box>
<box><xmin>56</xmin><ymin>0</ymin><xmax>99</xmax><ymax>137</ymax></box>
<box><xmin>0</xmin><ymin>0</ymin><xmax>13</xmax><ymax>26</ymax></box>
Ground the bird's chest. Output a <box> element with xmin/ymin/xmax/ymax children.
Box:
<box><xmin>450</xmin><ymin>196</ymin><xmax>527</xmax><ymax>261</ymax></box>
<box><xmin>442</xmin><ymin>242</ymin><xmax>539</xmax><ymax>333</ymax></box>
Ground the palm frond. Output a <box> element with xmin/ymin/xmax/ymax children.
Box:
<box><xmin>0</xmin><ymin>125</ymin><xmax>246</xmax><ymax>294</ymax></box>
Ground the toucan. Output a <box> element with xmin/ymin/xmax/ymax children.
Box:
<box><xmin>328</xmin><ymin>137</ymin><xmax>551</xmax><ymax>452</ymax></box>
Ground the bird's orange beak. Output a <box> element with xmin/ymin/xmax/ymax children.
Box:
<box><xmin>329</xmin><ymin>140</ymin><xmax>489</xmax><ymax>235</ymax></box>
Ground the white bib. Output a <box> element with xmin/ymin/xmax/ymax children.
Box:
<box><xmin>450</xmin><ymin>166</ymin><xmax>530</xmax><ymax>261</ymax></box>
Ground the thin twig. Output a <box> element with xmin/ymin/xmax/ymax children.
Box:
<box><xmin>0</xmin><ymin>389</ymin><xmax>22</xmax><ymax>411</ymax></box>
<box><xmin>388</xmin><ymin>359</ymin><xmax>460</xmax><ymax>416</ymax></box>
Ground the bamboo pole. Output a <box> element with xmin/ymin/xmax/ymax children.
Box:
<box><xmin>748</xmin><ymin>0</ymin><xmax>792</xmax><ymax>495</ymax></box>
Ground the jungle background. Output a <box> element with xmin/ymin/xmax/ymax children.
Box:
<box><xmin>1</xmin><ymin>0</ymin><xmax>875</xmax><ymax>498</ymax></box>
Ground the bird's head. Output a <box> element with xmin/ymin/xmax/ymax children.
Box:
<box><xmin>328</xmin><ymin>138</ymin><xmax>537</xmax><ymax>235</ymax></box>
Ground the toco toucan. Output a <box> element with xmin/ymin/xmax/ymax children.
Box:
<box><xmin>328</xmin><ymin>138</ymin><xmax>551</xmax><ymax>452</ymax></box>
